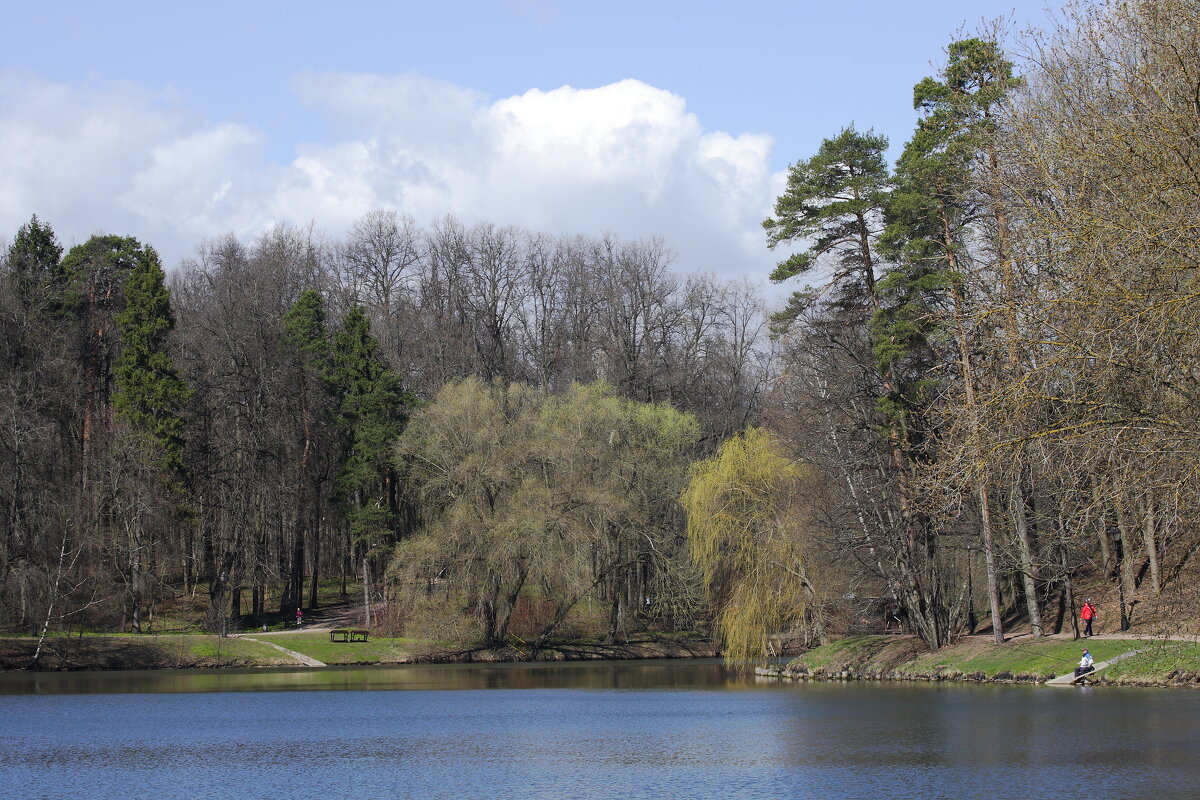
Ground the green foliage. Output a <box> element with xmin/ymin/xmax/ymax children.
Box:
<box><xmin>58</xmin><ymin>235</ymin><xmax>140</xmax><ymax>314</ymax></box>
<box><xmin>284</xmin><ymin>289</ymin><xmax>330</xmax><ymax>373</ymax></box>
<box><xmin>763</xmin><ymin>126</ymin><xmax>891</xmax><ymax>326</ymax></box>
<box><xmin>330</xmin><ymin>305</ymin><xmax>413</xmax><ymax>554</ymax></box>
<box><xmin>112</xmin><ymin>242</ymin><xmax>192</xmax><ymax>479</ymax></box>
<box><xmin>6</xmin><ymin>215</ymin><xmax>63</xmax><ymax>307</ymax></box>
<box><xmin>393</xmin><ymin>378</ymin><xmax>700</xmax><ymax>647</ymax></box>
<box><xmin>764</xmin><ymin>126</ymin><xmax>891</xmax><ymax>264</ymax></box>
<box><xmin>870</xmin><ymin>38</ymin><xmax>1019</xmax><ymax>427</ymax></box>
<box><xmin>682</xmin><ymin>427</ymin><xmax>815</xmax><ymax>664</ymax></box>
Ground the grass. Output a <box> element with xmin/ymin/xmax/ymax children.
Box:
<box><xmin>255</xmin><ymin>632</ymin><xmax>425</xmax><ymax>665</ymax></box>
<box><xmin>185</xmin><ymin>637</ymin><xmax>290</xmax><ymax>663</ymax></box>
<box><xmin>904</xmin><ymin>638</ymin><xmax>1137</xmax><ymax>680</ymax></box>
<box><xmin>0</xmin><ymin>633</ymin><xmax>293</xmax><ymax>669</ymax></box>
<box><xmin>785</xmin><ymin>635</ymin><xmax>1199</xmax><ymax>684</ymax></box>
<box><xmin>1102</xmin><ymin>641</ymin><xmax>1200</xmax><ymax>684</ymax></box>
<box><xmin>792</xmin><ymin>635</ymin><xmax>901</xmax><ymax>671</ymax></box>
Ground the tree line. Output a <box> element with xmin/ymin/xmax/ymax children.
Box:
<box><xmin>0</xmin><ymin>213</ymin><xmax>768</xmax><ymax>647</ymax></box>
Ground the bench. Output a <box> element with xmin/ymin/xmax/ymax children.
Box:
<box><xmin>329</xmin><ymin>628</ymin><xmax>370</xmax><ymax>642</ymax></box>
<box><xmin>350</xmin><ymin>629</ymin><xmax>369</xmax><ymax>642</ymax></box>
<box><xmin>330</xmin><ymin>629</ymin><xmax>349</xmax><ymax>642</ymax></box>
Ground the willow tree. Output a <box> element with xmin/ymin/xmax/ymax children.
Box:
<box><xmin>393</xmin><ymin>378</ymin><xmax>699</xmax><ymax>649</ymax></box>
<box><xmin>682</xmin><ymin>427</ymin><xmax>820</xmax><ymax>664</ymax></box>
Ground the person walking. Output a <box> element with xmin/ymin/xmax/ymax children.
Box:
<box><xmin>1080</xmin><ymin>599</ymin><xmax>1097</xmax><ymax>637</ymax></box>
<box><xmin>1074</xmin><ymin>649</ymin><xmax>1095</xmax><ymax>678</ymax></box>
<box><xmin>296</xmin><ymin>606</ymin><xmax>303</xmax><ymax>627</ymax></box>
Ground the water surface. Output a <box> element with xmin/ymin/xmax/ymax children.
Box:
<box><xmin>2</xmin><ymin>661</ymin><xmax>1196</xmax><ymax>799</ymax></box>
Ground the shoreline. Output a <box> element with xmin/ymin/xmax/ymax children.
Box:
<box><xmin>0</xmin><ymin>632</ymin><xmax>722</xmax><ymax>673</ymax></box>
<box><xmin>753</xmin><ymin>634</ymin><xmax>1200</xmax><ymax>690</ymax></box>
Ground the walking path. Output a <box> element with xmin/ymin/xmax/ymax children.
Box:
<box><xmin>235</xmin><ymin>635</ymin><xmax>326</xmax><ymax>667</ymax></box>
<box><xmin>967</xmin><ymin>631</ymin><xmax>1199</xmax><ymax>643</ymax></box>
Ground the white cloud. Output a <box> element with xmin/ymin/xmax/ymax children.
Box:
<box><xmin>0</xmin><ymin>71</ymin><xmax>786</xmax><ymax>283</ymax></box>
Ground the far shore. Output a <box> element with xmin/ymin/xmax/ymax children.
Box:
<box><xmin>0</xmin><ymin>629</ymin><xmax>721</xmax><ymax>673</ymax></box>
<box><xmin>6</xmin><ymin>629</ymin><xmax>1199</xmax><ymax>690</ymax></box>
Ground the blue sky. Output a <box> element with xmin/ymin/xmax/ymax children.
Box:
<box><xmin>2</xmin><ymin>0</ymin><xmax>1055</xmax><ymax>282</ymax></box>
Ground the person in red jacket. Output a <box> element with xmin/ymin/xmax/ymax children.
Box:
<box><xmin>1080</xmin><ymin>599</ymin><xmax>1096</xmax><ymax>637</ymax></box>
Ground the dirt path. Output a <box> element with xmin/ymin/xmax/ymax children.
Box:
<box><xmin>243</xmin><ymin>625</ymin><xmax>333</xmax><ymax>635</ymax></box>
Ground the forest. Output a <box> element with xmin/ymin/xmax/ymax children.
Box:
<box><xmin>2</xmin><ymin>0</ymin><xmax>1198</xmax><ymax>661</ymax></box>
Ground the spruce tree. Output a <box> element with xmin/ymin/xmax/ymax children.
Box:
<box><xmin>331</xmin><ymin>306</ymin><xmax>412</xmax><ymax>563</ymax></box>
<box><xmin>112</xmin><ymin>242</ymin><xmax>192</xmax><ymax>481</ymax></box>
<box><xmin>283</xmin><ymin>288</ymin><xmax>332</xmax><ymax>612</ymax></box>
<box><xmin>6</xmin><ymin>215</ymin><xmax>63</xmax><ymax>311</ymax></box>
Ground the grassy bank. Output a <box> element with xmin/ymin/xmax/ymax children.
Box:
<box><xmin>0</xmin><ymin>631</ymin><xmax>718</xmax><ymax>671</ymax></box>
<box><xmin>0</xmin><ymin>634</ymin><xmax>295</xmax><ymax>670</ymax></box>
<box><xmin>767</xmin><ymin>635</ymin><xmax>1200</xmax><ymax>687</ymax></box>
<box><xmin>247</xmin><ymin>633</ymin><xmax>424</xmax><ymax>665</ymax></box>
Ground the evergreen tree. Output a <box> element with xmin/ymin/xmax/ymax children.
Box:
<box><xmin>60</xmin><ymin>236</ymin><xmax>149</xmax><ymax>467</ymax></box>
<box><xmin>878</xmin><ymin>37</ymin><xmax>1023</xmax><ymax>645</ymax></box>
<box><xmin>284</xmin><ymin>289</ymin><xmax>331</xmax><ymax>377</ymax></box>
<box><xmin>763</xmin><ymin>125</ymin><xmax>892</xmax><ymax>333</ymax></box>
<box><xmin>112</xmin><ymin>243</ymin><xmax>192</xmax><ymax>481</ymax></box>
<box><xmin>282</xmin><ymin>288</ymin><xmax>333</xmax><ymax>612</ymax></box>
<box><xmin>6</xmin><ymin>215</ymin><xmax>63</xmax><ymax>311</ymax></box>
<box><xmin>331</xmin><ymin>305</ymin><xmax>413</xmax><ymax>617</ymax></box>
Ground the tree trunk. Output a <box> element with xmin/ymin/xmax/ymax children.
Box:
<box><xmin>129</xmin><ymin>526</ymin><xmax>143</xmax><ymax>634</ymax></box>
<box><xmin>1012</xmin><ymin>481</ymin><xmax>1042</xmax><ymax>637</ymax></box>
<box><xmin>1094</xmin><ymin>483</ymin><xmax>1113</xmax><ymax>574</ymax></box>
<box><xmin>308</xmin><ymin>509</ymin><xmax>321</xmax><ymax>611</ymax></box>
<box><xmin>362</xmin><ymin>554</ymin><xmax>372</xmax><ymax>629</ymax></box>
<box><xmin>1114</xmin><ymin>506</ymin><xmax>1136</xmax><ymax>630</ymax></box>
<box><xmin>979</xmin><ymin>486</ymin><xmax>1004</xmax><ymax>643</ymax></box>
<box><xmin>945</xmin><ymin>208</ymin><xmax>1004</xmax><ymax>645</ymax></box>
<box><xmin>1142</xmin><ymin>496</ymin><xmax>1161</xmax><ymax>595</ymax></box>
<box><xmin>1060</xmin><ymin>543</ymin><xmax>1079</xmax><ymax>639</ymax></box>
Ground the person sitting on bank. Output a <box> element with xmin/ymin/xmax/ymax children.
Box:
<box><xmin>1074</xmin><ymin>649</ymin><xmax>1095</xmax><ymax>678</ymax></box>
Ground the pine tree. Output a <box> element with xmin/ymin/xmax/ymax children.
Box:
<box><xmin>763</xmin><ymin>125</ymin><xmax>892</xmax><ymax>333</ymax></box>
<box><xmin>879</xmin><ymin>37</ymin><xmax>1023</xmax><ymax>645</ymax></box>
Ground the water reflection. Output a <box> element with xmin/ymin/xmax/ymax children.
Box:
<box><xmin>0</xmin><ymin>658</ymin><xmax>746</xmax><ymax>695</ymax></box>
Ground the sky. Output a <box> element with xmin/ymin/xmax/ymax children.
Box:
<box><xmin>0</xmin><ymin>0</ymin><xmax>1057</xmax><ymax>285</ymax></box>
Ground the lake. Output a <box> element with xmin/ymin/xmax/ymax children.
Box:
<box><xmin>2</xmin><ymin>660</ymin><xmax>1197</xmax><ymax>799</ymax></box>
